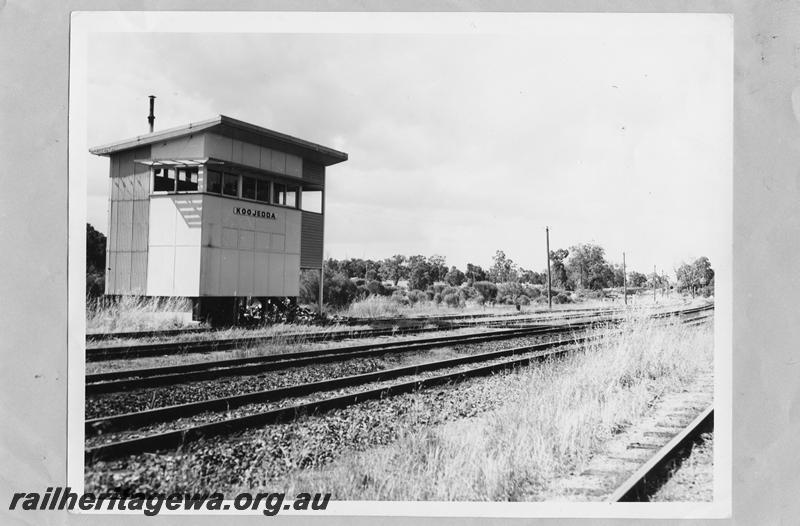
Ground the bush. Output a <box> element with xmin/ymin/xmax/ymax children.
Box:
<box><xmin>407</xmin><ymin>289</ymin><xmax>427</xmax><ymax>305</ymax></box>
<box><xmin>443</xmin><ymin>292</ymin><xmax>463</xmax><ymax>307</ymax></box>
<box><xmin>391</xmin><ymin>290</ymin><xmax>410</xmax><ymax>306</ymax></box>
<box><xmin>517</xmin><ymin>294</ymin><xmax>530</xmax><ymax>306</ymax></box>
<box><xmin>473</xmin><ymin>281</ymin><xmax>498</xmax><ymax>302</ymax></box>
<box><xmin>433</xmin><ymin>293</ymin><xmax>443</xmax><ymax>305</ymax></box>
<box><xmin>554</xmin><ymin>292</ymin><xmax>572</xmax><ymax>304</ymax></box>
<box><xmin>459</xmin><ymin>286</ymin><xmax>479</xmax><ymax>300</ymax></box>
<box><xmin>325</xmin><ymin>272</ymin><xmax>359</xmax><ymax>308</ymax></box>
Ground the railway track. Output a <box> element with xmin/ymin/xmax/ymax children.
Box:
<box><xmin>85</xmin><ymin>334</ymin><xmax>593</xmax><ymax>461</ymax></box>
<box><xmin>608</xmin><ymin>405</ymin><xmax>714</xmax><ymax>502</ymax></box>
<box><xmin>84</xmin><ymin>308</ymin><xmax>630</xmax><ymax>362</ymax></box>
<box><xmin>85</xmin><ymin>306</ymin><xmax>711</xmax><ymax>462</ymax></box>
<box><xmin>85</xmin><ymin>305</ymin><xmax>625</xmax><ymax>343</ymax></box>
<box><xmin>85</xmin><ymin>323</ymin><xmax>594</xmax><ymax>394</ymax></box>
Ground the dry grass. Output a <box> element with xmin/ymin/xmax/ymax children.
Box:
<box><xmin>272</xmin><ymin>314</ymin><xmax>713</xmax><ymax>500</ymax></box>
<box><xmin>86</xmin><ymin>296</ymin><xmax>196</xmax><ymax>334</ymax></box>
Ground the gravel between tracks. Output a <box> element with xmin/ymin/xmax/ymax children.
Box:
<box><xmin>85</xmin><ymin>361</ymin><xmax>545</xmax><ymax>494</ymax></box>
<box><xmin>85</xmin><ymin>332</ymin><xmax>571</xmax><ymax>420</ymax></box>
<box><xmin>85</xmin><ymin>341</ymin><xmax>578</xmax><ymax>450</ymax></box>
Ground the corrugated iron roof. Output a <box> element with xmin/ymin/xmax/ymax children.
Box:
<box><xmin>89</xmin><ymin>115</ymin><xmax>348</xmax><ymax>166</ymax></box>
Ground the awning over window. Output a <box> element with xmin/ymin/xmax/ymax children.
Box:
<box><xmin>134</xmin><ymin>158</ymin><xmax>226</xmax><ymax>167</ymax></box>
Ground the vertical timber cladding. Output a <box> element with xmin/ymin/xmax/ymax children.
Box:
<box><xmin>300</xmin><ymin>162</ymin><xmax>325</xmax><ymax>269</ymax></box>
<box><xmin>106</xmin><ymin>145</ymin><xmax>150</xmax><ymax>295</ymax></box>
<box><xmin>199</xmin><ymin>194</ymin><xmax>301</xmax><ymax>297</ymax></box>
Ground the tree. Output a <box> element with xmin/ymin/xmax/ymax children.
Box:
<box><xmin>378</xmin><ymin>255</ymin><xmax>407</xmax><ymax>285</ymax></box>
<box><xmin>549</xmin><ymin>248</ymin><xmax>570</xmax><ymax>289</ymax></box>
<box><xmin>465</xmin><ymin>263</ymin><xmax>487</xmax><ymax>285</ymax></box>
<box><xmin>407</xmin><ymin>255</ymin><xmax>432</xmax><ymax>290</ymax></box>
<box><xmin>427</xmin><ymin>255</ymin><xmax>448</xmax><ymax>283</ymax></box>
<box><xmin>675</xmin><ymin>256</ymin><xmax>714</xmax><ymax>296</ymax></box>
<box><xmin>566</xmin><ymin>243</ymin><xmax>613</xmax><ymax>290</ymax></box>
<box><xmin>86</xmin><ymin>223</ymin><xmax>106</xmax><ymax>297</ymax></box>
<box><xmin>86</xmin><ymin>223</ymin><xmax>106</xmax><ymax>272</ymax></box>
<box><xmin>628</xmin><ymin>271</ymin><xmax>648</xmax><ymax>288</ymax></box>
<box><xmin>519</xmin><ymin>269</ymin><xmax>546</xmax><ymax>285</ymax></box>
<box><xmin>489</xmin><ymin>250</ymin><xmax>519</xmax><ymax>283</ymax></box>
<box><xmin>444</xmin><ymin>266</ymin><xmax>466</xmax><ymax>286</ymax></box>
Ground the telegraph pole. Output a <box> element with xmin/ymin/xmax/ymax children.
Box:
<box><xmin>546</xmin><ymin>227</ymin><xmax>552</xmax><ymax>310</ymax></box>
<box><xmin>653</xmin><ymin>264</ymin><xmax>657</xmax><ymax>303</ymax></box>
<box><xmin>623</xmin><ymin>252</ymin><xmax>627</xmax><ymax>306</ymax></box>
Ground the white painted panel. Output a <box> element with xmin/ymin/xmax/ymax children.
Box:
<box><xmin>232</xmin><ymin>139</ymin><xmax>244</xmax><ymax>164</ymax></box>
<box><xmin>174</xmin><ymin>246</ymin><xmax>201</xmax><ymax>296</ymax></box>
<box><xmin>238</xmin><ymin>251</ymin><xmax>254</xmax><ymax>294</ymax></box>
<box><xmin>119</xmin><ymin>175</ymin><xmax>134</xmax><ymax>201</ymax></box>
<box><xmin>219</xmin><ymin>249</ymin><xmax>239</xmax><ymax>295</ymax></box>
<box><xmin>253</xmin><ymin>252</ymin><xmax>269</xmax><ymax>295</ymax></box>
<box><xmin>267</xmin><ymin>252</ymin><xmax>284</xmax><ymax>295</ymax></box>
<box><xmin>271</xmin><ymin>150</ymin><xmax>286</xmax><ymax>174</ymax></box>
<box><xmin>222</xmin><ymin>228</ymin><xmax>238</xmax><ymax>249</ymax></box>
<box><xmin>284</xmin><ymin>254</ymin><xmax>300</xmax><ymax>296</ymax></box>
<box><xmin>271</xmin><ymin>234</ymin><xmax>285</xmax><ymax>252</ymax></box>
<box><xmin>117</xmin><ymin>252</ymin><xmax>132</xmax><ymax>293</ymax></box>
<box><xmin>204</xmin><ymin>133</ymin><xmax>233</xmax><ymax>161</ymax></box>
<box><xmin>151</xmin><ymin>134</ymin><xmax>204</xmax><ymax>159</ymax></box>
<box><xmin>116</xmin><ymin>200</ymin><xmax>133</xmax><ymax>251</ymax></box>
<box><xmin>238</xmin><ymin>230</ymin><xmax>254</xmax><ymax>251</ymax></box>
<box><xmin>285</xmin><ymin>209</ymin><xmax>301</xmax><ymax>254</ymax></box>
<box><xmin>255</xmin><ymin>232</ymin><xmax>270</xmax><ymax>252</ymax></box>
<box><xmin>285</xmin><ymin>154</ymin><xmax>302</xmax><ymax>177</ymax></box>
<box><xmin>204</xmin><ymin>223</ymin><xmax>222</xmax><ymax>247</ymax></box>
<box><xmin>146</xmin><ymin>246</ymin><xmax>174</xmax><ymax>295</ymax></box>
<box><xmin>173</xmin><ymin>195</ymin><xmax>203</xmax><ymax>246</ymax></box>
<box><xmin>106</xmin><ymin>251</ymin><xmax>117</xmax><ymax>294</ymax></box>
<box><xmin>253</xmin><ymin>207</ymin><xmax>285</xmax><ymax>233</ymax></box>
<box><xmin>148</xmin><ymin>197</ymin><xmax>177</xmax><ymax>246</ymax></box>
<box><xmin>259</xmin><ymin>147</ymin><xmax>272</xmax><ymax>170</ymax></box>
<box><xmin>132</xmin><ymin>200</ymin><xmax>149</xmax><ymax>251</ymax></box>
<box><xmin>130</xmin><ymin>252</ymin><xmax>148</xmax><ymax>294</ymax></box>
<box><xmin>109</xmin><ymin>201</ymin><xmax>118</xmax><ymax>251</ymax></box>
<box><xmin>242</xmin><ymin>142</ymin><xmax>260</xmax><ymax>168</ymax></box>
<box><xmin>235</xmin><ymin>214</ymin><xmax>256</xmax><ymax>231</ymax></box>
<box><xmin>200</xmin><ymin>247</ymin><xmax>221</xmax><ymax>296</ymax></box>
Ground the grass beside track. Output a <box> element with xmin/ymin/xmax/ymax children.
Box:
<box><xmin>264</xmin><ymin>315</ymin><xmax>713</xmax><ymax>500</ymax></box>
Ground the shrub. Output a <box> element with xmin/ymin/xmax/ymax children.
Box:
<box><xmin>443</xmin><ymin>292</ymin><xmax>463</xmax><ymax>307</ymax></box>
<box><xmin>554</xmin><ymin>292</ymin><xmax>572</xmax><ymax>304</ymax></box>
<box><xmin>459</xmin><ymin>286</ymin><xmax>479</xmax><ymax>300</ymax></box>
<box><xmin>407</xmin><ymin>289</ymin><xmax>427</xmax><ymax>305</ymax></box>
<box><xmin>433</xmin><ymin>293</ymin><xmax>443</xmax><ymax>305</ymax></box>
<box><xmin>325</xmin><ymin>272</ymin><xmax>359</xmax><ymax>308</ymax></box>
<box><xmin>517</xmin><ymin>294</ymin><xmax>530</xmax><ymax>306</ymax></box>
<box><xmin>473</xmin><ymin>281</ymin><xmax>498</xmax><ymax>302</ymax></box>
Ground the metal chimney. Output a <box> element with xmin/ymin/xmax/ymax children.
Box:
<box><xmin>147</xmin><ymin>95</ymin><xmax>156</xmax><ymax>133</ymax></box>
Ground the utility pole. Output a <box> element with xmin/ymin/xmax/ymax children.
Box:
<box><xmin>653</xmin><ymin>264</ymin><xmax>657</xmax><ymax>303</ymax></box>
<box><xmin>622</xmin><ymin>252</ymin><xmax>627</xmax><ymax>305</ymax></box>
<box><xmin>546</xmin><ymin>227</ymin><xmax>552</xmax><ymax>310</ymax></box>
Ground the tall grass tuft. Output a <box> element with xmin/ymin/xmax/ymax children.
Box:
<box><xmin>274</xmin><ymin>315</ymin><xmax>713</xmax><ymax>500</ymax></box>
<box><xmin>86</xmin><ymin>296</ymin><xmax>195</xmax><ymax>333</ymax></box>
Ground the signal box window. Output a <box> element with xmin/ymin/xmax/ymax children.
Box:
<box><xmin>153</xmin><ymin>167</ymin><xmax>176</xmax><ymax>192</ymax></box>
<box><xmin>222</xmin><ymin>173</ymin><xmax>239</xmax><ymax>197</ymax></box>
<box><xmin>273</xmin><ymin>182</ymin><xmax>286</xmax><ymax>205</ymax></box>
<box><xmin>256</xmin><ymin>180</ymin><xmax>270</xmax><ymax>203</ymax></box>
<box><xmin>206</xmin><ymin>170</ymin><xmax>222</xmax><ymax>193</ymax></box>
<box><xmin>176</xmin><ymin>167</ymin><xmax>199</xmax><ymax>191</ymax></box>
<box><xmin>242</xmin><ymin>176</ymin><xmax>257</xmax><ymax>200</ymax></box>
<box><xmin>285</xmin><ymin>185</ymin><xmax>298</xmax><ymax>208</ymax></box>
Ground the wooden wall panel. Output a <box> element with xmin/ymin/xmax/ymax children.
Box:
<box><xmin>300</xmin><ymin>211</ymin><xmax>324</xmax><ymax>269</ymax></box>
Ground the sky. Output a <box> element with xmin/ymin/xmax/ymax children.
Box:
<box><xmin>83</xmin><ymin>12</ymin><xmax>732</xmax><ymax>277</ymax></box>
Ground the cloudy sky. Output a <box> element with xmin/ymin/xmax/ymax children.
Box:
<box><xmin>82</xmin><ymin>12</ymin><xmax>732</xmax><ymax>276</ymax></box>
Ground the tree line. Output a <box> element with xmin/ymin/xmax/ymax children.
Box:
<box><xmin>85</xmin><ymin>223</ymin><xmax>714</xmax><ymax>304</ymax></box>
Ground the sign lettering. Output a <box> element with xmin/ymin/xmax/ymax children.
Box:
<box><xmin>233</xmin><ymin>207</ymin><xmax>276</xmax><ymax>220</ymax></box>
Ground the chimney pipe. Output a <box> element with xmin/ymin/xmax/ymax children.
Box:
<box><xmin>147</xmin><ymin>95</ymin><xmax>156</xmax><ymax>133</ymax></box>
